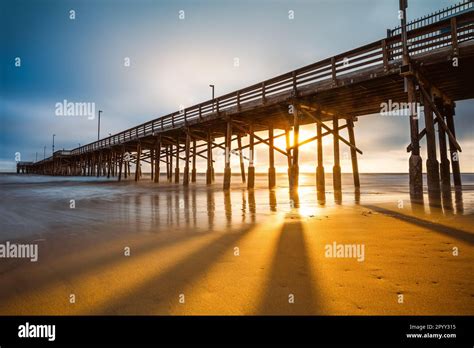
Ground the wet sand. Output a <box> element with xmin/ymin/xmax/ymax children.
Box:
<box><xmin>0</xmin><ymin>173</ymin><xmax>473</xmax><ymax>315</ymax></box>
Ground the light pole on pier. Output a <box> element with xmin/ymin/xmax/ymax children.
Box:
<box><xmin>98</xmin><ymin>110</ymin><xmax>103</xmax><ymax>140</ymax></box>
<box><xmin>52</xmin><ymin>134</ymin><xmax>56</xmax><ymax>155</ymax></box>
<box><xmin>209</xmin><ymin>84</ymin><xmax>215</xmax><ymax>112</ymax></box>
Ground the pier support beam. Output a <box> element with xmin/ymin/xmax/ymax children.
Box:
<box><xmin>268</xmin><ymin>125</ymin><xmax>276</xmax><ymax>189</ymax></box>
<box><xmin>96</xmin><ymin>152</ymin><xmax>101</xmax><ymax>178</ymax></box>
<box><xmin>422</xmin><ymin>92</ymin><xmax>441</xmax><ymax>204</ymax></box>
<box><xmin>285</xmin><ymin>128</ymin><xmax>293</xmax><ymax>189</ymax></box>
<box><xmin>407</xmin><ymin>77</ymin><xmax>423</xmax><ymax>202</ymax></box>
<box><xmin>445</xmin><ymin>103</ymin><xmax>461</xmax><ymax>188</ymax></box>
<box><xmin>118</xmin><ymin>149</ymin><xmax>124</xmax><ymax>182</ymax></box>
<box><xmin>237</xmin><ymin>135</ymin><xmax>246</xmax><ymax>183</ymax></box>
<box><xmin>102</xmin><ymin>153</ymin><xmax>107</xmax><ymax>177</ymax></box>
<box><xmin>247</xmin><ymin>123</ymin><xmax>255</xmax><ymax>189</ymax></box>
<box><xmin>154</xmin><ymin>137</ymin><xmax>161</xmax><ymax>183</ymax></box>
<box><xmin>175</xmin><ymin>138</ymin><xmax>180</xmax><ymax>183</ymax></box>
<box><xmin>124</xmin><ymin>152</ymin><xmax>128</xmax><ymax>179</ymax></box>
<box><xmin>316</xmin><ymin>122</ymin><xmax>325</xmax><ymax>194</ymax></box>
<box><xmin>169</xmin><ymin>144</ymin><xmax>173</xmax><ymax>183</ymax></box>
<box><xmin>111</xmin><ymin>152</ymin><xmax>116</xmax><ymax>177</ymax></box>
<box><xmin>107</xmin><ymin>152</ymin><xmax>111</xmax><ymax>179</ymax></box>
<box><xmin>436</xmin><ymin>99</ymin><xmax>451</xmax><ymax>191</ymax></box>
<box><xmin>165</xmin><ymin>146</ymin><xmax>169</xmax><ymax>182</ymax></box>
<box><xmin>332</xmin><ymin>116</ymin><xmax>342</xmax><ymax>192</ymax></box>
<box><xmin>191</xmin><ymin>139</ymin><xmax>197</xmax><ymax>183</ymax></box>
<box><xmin>206</xmin><ymin>132</ymin><xmax>213</xmax><ymax>185</ymax></box>
<box><xmin>150</xmin><ymin>148</ymin><xmax>154</xmax><ymax>181</ymax></box>
<box><xmin>291</xmin><ymin>108</ymin><xmax>300</xmax><ymax>190</ymax></box>
<box><xmin>347</xmin><ymin>118</ymin><xmax>360</xmax><ymax>189</ymax></box>
<box><xmin>223</xmin><ymin>120</ymin><xmax>232</xmax><ymax>190</ymax></box>
<box><xmin>135</xmin><ymin>143</ymin><xmax>141</xmax><ymax>182</ymax></box>
<box><xmin>211</xmin><ymin>137</ymin><xmax>215</xmax><ymax>183</ymax></box>
<box><xmin>183</xmin><ymin>133</ymin><xmax>191</xmax><ymax>186</ymax></box>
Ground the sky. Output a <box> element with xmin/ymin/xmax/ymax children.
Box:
<box><xmin>1</xmin><ymin>0</ymin><xmax>473</xmax><ymax>173</ymax></box>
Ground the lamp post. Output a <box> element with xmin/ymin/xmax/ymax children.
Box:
<box><xmin>209</xmin><ymin>84</ymin><xmax>215</xmax><ymax>112</ymax></box>
<box><xmin>98</xmin><ymin>110</ymin><xmax>103</xmax><ymax>140</ymax></box>
<box><xmin>52</xmin><ymin>134</ymin><xmax>56</xmax><ymax>154</ymax></box>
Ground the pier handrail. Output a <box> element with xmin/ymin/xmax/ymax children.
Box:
<box><xmin>63</xmin><ymin>6</ymin><xmax>473</xmax><ymax>158</ymax></box>
<box><xmin>389</xmin><ymin>0</ymin><xmax>473</xmax><ymax>36</ymax></box>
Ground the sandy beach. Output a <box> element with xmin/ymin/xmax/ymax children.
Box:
<box><xmin>0</xmin><ymin>173</ymin><xmax>472</xmax><ymax>315</ymax></box>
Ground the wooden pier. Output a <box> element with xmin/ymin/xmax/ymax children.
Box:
<box><xmin>21</xmin><ymin>1</ymin><xmax>474</xmax><ymax>204</ymax></box>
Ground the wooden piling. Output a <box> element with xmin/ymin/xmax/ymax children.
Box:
<box><xmin>107</xmin><ymin>152</ymin><xmax>111</xmax><ymax>179</ymax></box>
<box><xmin>150</xmin><ymin>148</ymin><xmax>154</xmax><ymax>181</ymax></box>
<box><xmin>175</xmin><ymin>138</ymin><xmax>180</xmax><ymax>183</ymax></box>
<box><xmin>183</xmin><ymin>133</ymin><xmax>191</xmax><ymax>186</ymax></box>
<box><xmin>445</xmin><ymin>103</ymin><xmax>461</xmax><ymax>187</ymax></box>
<box><xmin>206</xmin><ymin>132</ymin><xmax>213</xmax><ymax>185</ymax></box>
<box><xmin>237</xmin><ymin>135</ymin><xmax>246</xmax><ymax>183</ymax></box>
<box><xmin>332</xmin><ymin>116</ymin><xmax>342</xmax><ymax>192</ymax></box>
<box><xmin>316</xmin><ymin>122</ymin><xmax>325</xmax><ymax>194</ymax></box>
<box><xmin>422</xmin><ymin>92</ymin><xmax>441</xmax><ymax>203</ymax></box>
<box><xmin>436</xmin><ymin>99</ymin><xmax>451</xmax><ymax>191</ymax></box>
<box><xmin>165</xmin><ymin>145</ymin><xmax>170</xmax><ymax>181</ymax></box>
<box><xmin>135</xmin><ymin>143</ymin><xmax>141</xmax><ymax>182</ymax></box>
<box><xmin>268</xmin><ymin>125</ymin><xmax>276</xmax><ymax>189</ymax></box>
<box><xmin>223</xmin><ymin>120</ymin><xmax>232</xmax><ymax>190</ymax></box>
<box><xmin>285</xmin><ymin>127</ymin><xmax>293</xmax><ymax>189</ymax></box>
<box><xmin>111</xmin><ymin>152</ymin><xmax>116</xmax><ymax>177</ymax></box>
<box><xmin>407</xmin><ymin>77</ymin><xmax>423</xmax><ymax>201</ymax></box>
<box><xmin>247</xmin><ymin>123</ymin><xmax>255</xmax><ymax>189</ymax></box>
<box><xmin>123</xmin><ymin>153</ymin><xmax>128</xmax><ymax>179</ymax></box>
<box><xmin>154</xmin><ymin>137</ymin><xmax>161</xmax><ymax>183</ymax></box>
<box><xmin>211</xmin><ymin>137</ymin><xmax>215</xmax><ymax>183</ymax></box>
<box><xmin>169</xmin><ymin>144</ymin><xmax>173</xmax><ymax>183</ymax></box>
<box><xmin>96</xmin><ymin>152</ymin><xmax>101</xmax><ymax>178</ymax></box>
<box><xmin>291</xmin><ymin>107</ymin><xmax>300</xmax><ymax>189</ymax></box>
<box><xmin>191</xmin><ymin>139</ymin><xmax>197</xmax><ymax>183</ymax></box>
<box><xmin>347</xmin><ymin>118</ymin><xmax>360</xmax><ymax>188</ymax></box>
<box><xmin>118</xmin><ymin>149</ymin><xmax>124</xmax><ymax>181</ymax></box>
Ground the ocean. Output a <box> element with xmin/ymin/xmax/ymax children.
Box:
<box><xmin>1</xmin><ymin>173</ymin><xmax>472</xmax><ymax>241</ymax></box>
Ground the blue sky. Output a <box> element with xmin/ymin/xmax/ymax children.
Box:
<box><xmin>1</xmin><ymin>0</ymin><xmax>473</xmax><ymax>173</ymax></box>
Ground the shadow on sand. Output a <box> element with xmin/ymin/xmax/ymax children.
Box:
<box><xmin>363</xmin><ymin>204</ymin><xmax>474</xmax><ymax>245</ymax></box>
<box><xmin>257</xmin><ymin>214</ymin><xmax>319</xmax><ymax>315</ymax></box>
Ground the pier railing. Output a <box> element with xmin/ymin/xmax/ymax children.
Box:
<box><xmin>389</xmin><ymin>0</ymin><xmax>473</xmax><ymax>36</ymax></box>
<box><xmin>69</xmin><ymin>5</ymin><xmax>474</xmax><ymax>157</ymax></box>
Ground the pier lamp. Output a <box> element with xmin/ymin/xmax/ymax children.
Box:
<box><xmin>98</xmin><ymin>110</ymin><xmax>103</xmax><ymax>140</ymax></box>
<box><xmin>209</xmin><ymin>84</ymin><xmax>215</xmax><ymax>111</ymax></box>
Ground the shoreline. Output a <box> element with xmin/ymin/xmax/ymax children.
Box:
<box><xmin>0</xmin><ymin>174</ymin><xmax>472</xmax><ymax>315</ymax></box>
